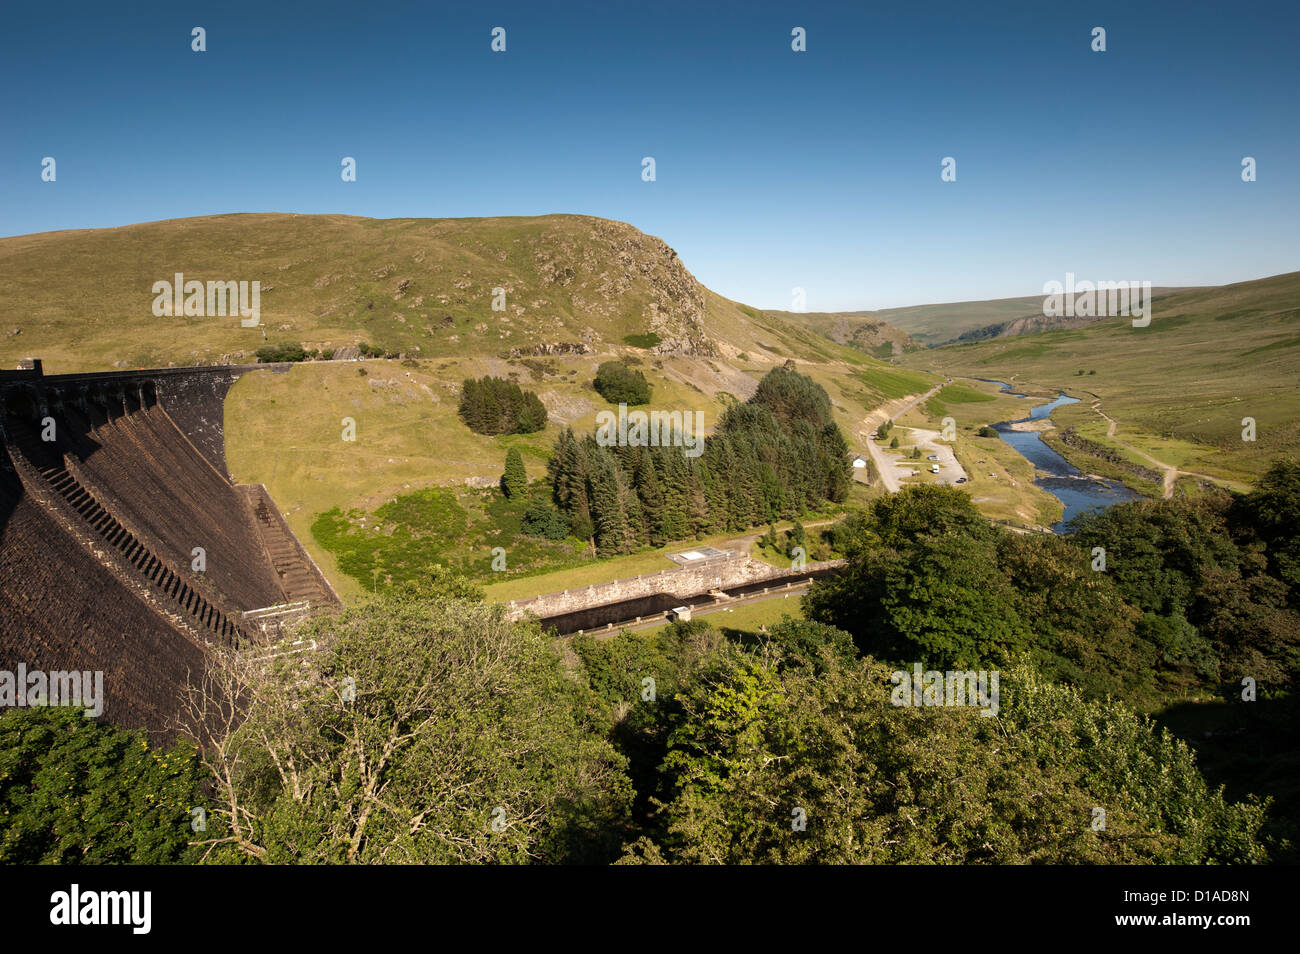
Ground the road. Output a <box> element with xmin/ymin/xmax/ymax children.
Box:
<box><xmin>857</xmin><ymin>380</ymin><xmax>966</xmax><ymax>491</ymax></box>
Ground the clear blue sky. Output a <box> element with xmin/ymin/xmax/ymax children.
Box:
<box><xmin>2</xmin><ymin>0</ymin><xmax>1296</xmax><ymax>310</ymax></box>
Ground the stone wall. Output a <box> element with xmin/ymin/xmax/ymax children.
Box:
<box><xmin>506</xmin><ymin>556</ymin><xmax>845</xmax><ymax>622</ymax></box>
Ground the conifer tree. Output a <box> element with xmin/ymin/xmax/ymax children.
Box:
<box><xmin>501</xmin><ymin>447</ymin><xmax>528</xmax><ymax>499</ymax></box>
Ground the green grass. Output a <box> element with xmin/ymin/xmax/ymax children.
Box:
<box><xmin>856</xmin><ymin>365</ymin><xmax>936</xmax><ymax>401</ymax></box>
<box><xmin>632</xmin><ymin>597</ymin><xmax>806</xmax><ymax>639</ymax></box>
<box><xmin>898</xmin><ymin>271</ymin><xmax>1300</xmax><ymax>483</ymax></box>
<box><xmin>311</xmin><ymin>482</ymin><xmax>592</xmax><ymax>592</ymax></box>
<box><xmin>622</xmin><ymin>332</ymin><xmax>663</xmax><ymax>348</ymax></box>
<box><xmin>0</xmin><ymin>212</ymin><xmax>799</xmax><ymax>374</ymax></box>
<box><xmin>484</xmin><ymin>528</ymin><xmax>751</xmax><ymax>603</ymax></box>
<box><xmin>925</xmin><ymin>381</ymin><xmax>997</xmax><ymax>417</ymax></box>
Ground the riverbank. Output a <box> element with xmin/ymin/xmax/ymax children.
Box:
<box><xmin>984</xmin><ymin>385</ymin><xmax>1142</xmax><ymax>530</ymax></box>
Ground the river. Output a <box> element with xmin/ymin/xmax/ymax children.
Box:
<box><xmin>986</xmin><ymin>382</ymin><xmax>1140</xmax><ymax>531</ymax></box>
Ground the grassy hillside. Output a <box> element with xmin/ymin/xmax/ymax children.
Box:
<box><xmin>832</xmin><ymin>289</ymin><xmax>1190</xmax><ymax>345</ymax></box>
<box><xmin>0</xmin><ymin>212</ymin><xmax>795</xmax><ymax>372</ymax></box>
<box><xmin>897</xmin><ymin>271</ymin><xmax>1300</xmax><ymax>483</ymax></box>
<box><xmin>767</xmin><ymin>310</ymin><xmax>921</xmax><ymax>358</ymax></box>
<box><xmin>0</xmin><ymin>211</ymin><xmax>951</xmax><ymax>599</ymax></box>
<box><xmin>223</xmin><ymin>346</ymin><xmax>935</xmax><ymax>598</ymax></box>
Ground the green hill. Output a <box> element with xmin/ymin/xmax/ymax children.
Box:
<box><xmin>768</xmin><ymin>310</ymin><xmax>922</xmax><ymax>359</ymax></box>
<box><xmin>0</xmin><ymin>212</ymin><xmax>950</xmax><ymax>597</ymax></box>
<box><xmin>897</xmin><ymin>271</ymin><xmax>1300</xmax><ymax>482</ymax></box>
<box><xmin>0</xmin><ymin>212</ymin><xmax>836</xmax><ymax>373</ymax></box>
<box><xmin>835</xmin><ymin>290</ymin><xmax>1191</xmax><ymax>346</ymax></box>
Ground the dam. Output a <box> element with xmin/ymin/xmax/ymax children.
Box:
<box><xmin>0</xmin><ymin>360</ymin><xmax>338</xmax><ymax>738</ymax></box>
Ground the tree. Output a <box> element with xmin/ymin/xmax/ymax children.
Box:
<box><xmin>0</xmin><ymin>707</ymin><xmax>205</xmax><ymax>864</ymax></box>
<box><xmin>185</xmin><ymin>595</ymin><xmax>633</xmax><ymax>864</ymax></box>
<box><xmin>501</xmin><ymin>447</ymin><xmax>528</xmax><ymax>499</ymax></box>
<box><xmin>550</xmin><ymin>366</ymin><xmax>851</xmax><ymax>548</ymax></box>
<box><xmin>788</xmin><ymin>520</ymin><xmax>807</xmax><ymax>553</ymax></box>
<box><xmin>459</xmin><ymin>377</ymin><xmax>548</xmax><ymax>435</ymax></box>
<box><xmin>593</xmin><ymin>361</ymin><xmax>652</xmax><ymax>405</ymax></box>
<box><xmin>620</xmin><ymin>648</ymin><xmax>1267</xmax><ymax>865</ymax></box>
<box><xmin>1233</xmin><ymin>458</ymin><xmax>1300</xmax><ymax>594</ymax></box>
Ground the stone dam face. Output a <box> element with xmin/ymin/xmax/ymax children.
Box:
<box><xmin>0</xmin><ymin>361</ymin><xmax>338</xmax><ymax>739</ymax></box>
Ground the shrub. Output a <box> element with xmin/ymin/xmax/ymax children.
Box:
<box><xmin>521</xmin><ymin>500</ymin><xmax>570</xmax><ymax>540</ymax></box>
<box><xmin>593</xmin><ymin>361</ymin><xmax>652</xmax><ymax>406</ymax></box>
<box><xmin>255</xmin><ymin>341</ymin><xmax>307</xmax><ymax>363</ymax></box>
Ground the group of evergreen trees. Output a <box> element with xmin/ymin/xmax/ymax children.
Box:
<box><xmin>592</xmin><ymin>361</ymin><xmax>652</xmax><ymax>405</ymax></box>
<box><xmin>458</xmin><ymin>376</ymin><xmax>548</xmax><ymax>435</ymax></box>
<box><xmin>548</xmin><ymin>365</ymin><xmax>851</xmax><ymax>556</ymax></box>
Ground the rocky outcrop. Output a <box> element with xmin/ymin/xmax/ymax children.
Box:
<box><xmin>533</xmin><ymin>219</ymin><xmax>718</xmax><ymax>357</ymax></box>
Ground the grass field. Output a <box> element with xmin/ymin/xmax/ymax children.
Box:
<box><xmin>924</xmin><ymin>381</ymin><xmax>997</xmax><ymax>418</ymax></box>
<box><xmin>898</xmin><ymin>271</ymin><xmax>1300</xmax><ymax>483</ymax></box>
<box><xmin>628</xmin><ymin>594</ymin><xmax>806</xmax><ymax>640</ymax></box>
<box><xmin>223</xmin><ymin>354</ymin><xmax>752</xmax><ymax>597</ymax></box>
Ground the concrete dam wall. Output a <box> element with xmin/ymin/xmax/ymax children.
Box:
<box><xmin>0</xmin><ymin>361</ymin><xmax>337</xmax><ymax>739</ymax></box>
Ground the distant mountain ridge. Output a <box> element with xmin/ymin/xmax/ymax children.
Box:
<box><xmin>768</xmin><ymin>310</ymin><xmax>922</xmax><ymax>359</ymax></box>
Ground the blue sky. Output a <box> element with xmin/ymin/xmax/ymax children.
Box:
<box><xmin>1</xmin><ymin>0</ymin><xmax>1296</xmax><ymax>310</ymax></box>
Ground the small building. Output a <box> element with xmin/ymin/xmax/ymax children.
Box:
<box><xmin>668</xmin><ymin>605</ymin><xmax>692</xmax><ymax>622</ymax></box>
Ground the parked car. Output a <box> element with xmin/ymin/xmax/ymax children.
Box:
<box><xmin>927</xmin><ymin>455</ymin><xmax>940</xmax><ymax>461</ymax></box>
<box><xmin>955</xmin><ymin>477</ymin><xmax>967</xmax><ymax>484</ymax></box>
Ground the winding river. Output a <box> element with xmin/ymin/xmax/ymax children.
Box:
<box><xmin>986</xmin><ymin>382</ymin><xmax>1140</xmax><ymax>531</ymax></box>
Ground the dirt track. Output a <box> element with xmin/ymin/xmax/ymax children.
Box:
<box><xmin>1090</xmin><ymin>401</ymin><xmax>1234</xmax><ymax>498</ymax></box>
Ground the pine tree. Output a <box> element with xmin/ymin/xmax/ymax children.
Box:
<box><xmin>635</xmin><ymin>448</ymin><xmax>667</xmax><ymax>546</ymax></box>
<box><xmin>658</xmin><ymin>447</ymin><xmax>691</xmax><ymax>541</ymax></box>
<box><xmin>501</xmin><ymin>447</ymin><xmax>528</xmax><ymax>499</ymax></box>
<box><xmin>589</xmin><ymin>448</ymin><xmax>629</xmax><ymax>558</ymax></box>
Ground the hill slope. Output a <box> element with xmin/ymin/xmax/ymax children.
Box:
<box><xmin>0</xmin><ymin>212</ymin><xmax>953</xmax><ymax>596</ymax></box>
<box><xmin>897</xmin><ymin>271</ymin><xmax>1300</xmax><ymax>482</ymax></box>
<box><xmin>770</xmin><ymin>310</ymin><xmax>921</xmax><ymax>358</ymax></box>
<box><xmin>816</xmin><ymin>290</ymin><xmax>1191</xmax><ymax>345</ymax></box>
<box><xmin>0</xmin><ymin>213</ymin><xmax>821</xmax><ymax>373</ymax></box>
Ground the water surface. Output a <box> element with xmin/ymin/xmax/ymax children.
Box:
<box><xmin>984</xmin><ymin>381</ymin><xmax>1140</xmax><ymax>531</ymax></box>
